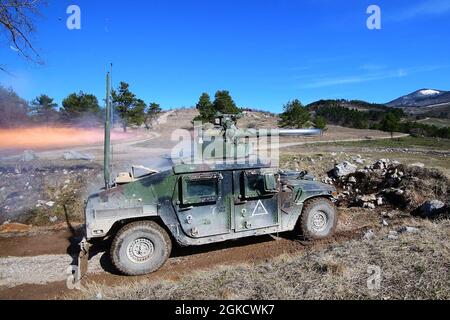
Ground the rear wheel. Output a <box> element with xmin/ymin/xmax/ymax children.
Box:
<box><xmin>110</xmin><ymin>221</ymin><xmax>172</xmax><ymax>276</ymax></box>
<box><xmin>300</xmin><ymin>198</ymin><xmax>337</xmax><ymax>240</ymax></box>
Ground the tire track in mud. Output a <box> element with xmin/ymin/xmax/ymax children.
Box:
<box><xmin>0</xmin><ymin>224</ymin><xmax>372</xmax><ymax>300</ymax></box>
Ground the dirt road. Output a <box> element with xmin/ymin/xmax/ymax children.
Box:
<box><xmin>0</xmin><ymin>208</ymin><xmax>381</xmax><ymax>300</ymax></box>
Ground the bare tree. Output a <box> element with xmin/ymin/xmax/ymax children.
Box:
<box><xmin>0</xmin><ymin>85</ymin><xmax>30</xmax><ymax>127</ymax></box>
<box><xmin>0</xmin><ymin>0</ymin><xmax>44</xmax><ymax>71</ymax></box>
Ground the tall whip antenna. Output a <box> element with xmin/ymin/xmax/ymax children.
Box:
<box><xmin>109</xmin><ymin>63</ymin><xmax>114</xmax><ymax>180</ymax></box>
<box><xmin>104</xmin><ymin>71</ymin><xmax>112</xmax><ymax>189</ymax></box>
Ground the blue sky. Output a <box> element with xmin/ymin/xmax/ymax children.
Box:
<box><xmin>1</xmin><ymin>0</ymin><xmax>449</xmax><ymax>113</ymax></box>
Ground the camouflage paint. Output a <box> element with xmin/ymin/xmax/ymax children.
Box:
<box><xmin>84</xmin><ymin>163</ymin><xmax>335</xmax><ymax>246</ymax></box>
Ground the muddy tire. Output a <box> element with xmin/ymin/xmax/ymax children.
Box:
<box><xmin>300</xmin><ymin>198</ymin><xmax>337</xmax><ymax>240</ymax></box>
<box><xmin>110</xmin><ymin>221</ymin><xmax>172</xmax><ymax>276</ymax></box>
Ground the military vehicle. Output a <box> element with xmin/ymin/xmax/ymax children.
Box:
<box><xmin>78</xmin><ymin>74</ymin><xmax>338</xmax><ymax>276</ymax></box>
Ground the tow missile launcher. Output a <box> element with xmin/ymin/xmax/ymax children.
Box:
<box><xmin>192</xmin><ymin>113</ymin><xmax>322</xmax><ymax>163</ymax></box>
<box><xmin>78</xmin><ymin>76</ymin><xmax>337</xmax><ymax>277</ymax></box>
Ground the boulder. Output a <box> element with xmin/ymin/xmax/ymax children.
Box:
<box><xmin>387</xmin><ymin>231</ymin><xmax>399</xmax><ymax>240</ymax></box>
<box><xmin>372</xmin><ymin>159</ymin><xmax>389</xmax><ymax>170</ymax></box>
<box><xmin>62</xmin><ymin>151</ymin><xmax>95</xmax><ymax>161</ymax></box>
<box><xmin>333</xmin><ymin>162</ymin><xmax>357</xmax><ymax>177</ymax></box>
<box><xmin>363</xmin><ymin>229</ymin><xmax>375</xmax><ymax>240</ymax></box>
<box><xmin>398</xmin><ymin>226</ymin><xmax>420</xmax><ymax>234</ymax></box>
<box><xmin>22</xmin><ymin>150</ymin><xmax>38</xmax><ymax>162</ymax></box>
<box><xmin>410</xmin><ymin>162</ymin><xmax>425</xmax><ymax>168</ymax></box>
<box><xmin>365</xmin><ymin>203</ymin><xmax>376</xmax><ymax>210</ymax></box>
<box><xmin>418</xmin><ymin>200</ymin><xmax>446</xmax><ymax>218</ymax></box>
<box><xmin>46</xmin><ymin>201</ymin><xmax>55</xmax><ymax>207</ymax></box>
<box><xmin>377</xmin><ymin>197</ymin><xmax>383</xmax><ymax>206</ymax></box>
<box><xmin>358</xmin><ymin>194</ymin><xmax>377</xmax><ymax>202</ymax></box>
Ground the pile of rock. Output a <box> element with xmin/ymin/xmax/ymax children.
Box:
<box><xmin>328</xmin><ymin>158</ymin><xmax>449</xmax><ymax>216</ymax></box>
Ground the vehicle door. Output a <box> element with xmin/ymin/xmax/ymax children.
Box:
<box><xmin>174</xmin><ymin>171</ymin><xmax>232</xmax><ymax>238</ymax></box>
<box><xmin>233</xmin><ymin>169</ymin><xmax>280</xmax><ymax>232</ymax></box>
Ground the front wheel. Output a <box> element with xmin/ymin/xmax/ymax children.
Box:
<box><xmin>110</xmin><ymin>221</ymin><xmax>172</xmax><ymax>276</ymax></box>
<box><xmin>300</xmin><ymin>198</ymin><xmax>337</xmax><ymax>240</ymax></box>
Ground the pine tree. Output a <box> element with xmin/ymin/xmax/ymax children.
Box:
<box><xmin>30</xmin><ymin>94</ymin><xmax>58</xmax><ymax>123</ymax></box>
<box><xmin>213</xmin><ymin>90</ymin><xmax>240</xmax><ymax>115</ymax></box>
<box><xmin>112</xmin><ymin>82</ymin><xmax>146</xmax><ymax>132</ymax></box>
<box><xmin>130</xmin><ymin>99</ymin><xmax>146</xmax><ymax>127</ymax></box>
<box><xmin>194</xmin><ymin>93</ymin><xmax>215</xmax><ymax>123</ymax></box>
<box><xmin>314</xmin><ymin>116</ymin><xmax>327</xmax><ymax>134</ymax></box>
<box><xmin>61</xmin><ymin>91</ymin><xmax>101</xmax><ymax>122</ymax></box>
<box><xmin>144</xmin><ymin>102</ymin><xmax>162</xmax><ymax>129</ymax></box>
<box><xmin>279</xmin><ymin>99</ymin><xmax>311</xmax><ymax>128</ymax></box>
<box><xmin>381</xmin><ymin>112</ymin><xmax>400</xmax><ymax>138</ymax></box>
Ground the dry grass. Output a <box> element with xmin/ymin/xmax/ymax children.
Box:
<box><xmin>74</xmin><ymin>219</ymin><xmax>450</xmax><ymax>300</ymax></box>
<box><xmin>0</xmin><ymin>160</ymin><xmax>102</xmax><ymax>225</ymax></box>
<box><xmin>24</xmin><ymin>175</ymin><xmax>87</xmax><ymax>226</ymax></box>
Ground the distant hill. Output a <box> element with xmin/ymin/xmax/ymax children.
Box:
<box><xmin>305</xmin><ymin>99</ymin><xmax>404</xmax><ymax>130</ymax></box>
<box><xmin>306</xmin><ymin>99</ymin><xmax>390</xmax><ymax>112</ymax></box>
<box><xmin>386</xmin><ymin>89</ymin><xmax>450</xmax><ymax>108</ymax></box>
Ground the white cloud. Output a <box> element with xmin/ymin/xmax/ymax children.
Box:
<box><xmin>299</xmin><ymin>65</ymin><xmax>447</xmax><ymax>89</ymax></box>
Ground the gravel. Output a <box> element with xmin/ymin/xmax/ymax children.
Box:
<box><xmin>0</xmin><ymin>253</ymin><xmax>104</xmax><ymax>288</ymax></box>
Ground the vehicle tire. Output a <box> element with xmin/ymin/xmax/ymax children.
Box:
<box><xmin>300</xmin><ymin>198</ymin><xmax>337</xmax><ymax>240</ymax></box>
<box><xmin>110</xmin><ymin>220</ymin><xmax>172</xmax><ymax>276</ymax></box>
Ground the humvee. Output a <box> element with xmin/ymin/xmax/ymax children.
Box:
<box><xmin>79</xmin><ymin>74</ymin><xmax>338</xmax><ymax>276</ymax></box>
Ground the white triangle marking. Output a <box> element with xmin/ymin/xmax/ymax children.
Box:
<box><xmin>252</xmin><ymin>200</ymin><xmax>269</xmax><ymax>216</ymax></box>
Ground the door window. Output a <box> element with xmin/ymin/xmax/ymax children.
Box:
<box><xmin>181</xmin><ymin>175</ymin><xmax>219</xmax><ymax>205</ymax></box>
<box><xmin>243</xmin><ymin>171</ymin><xmax>278</xmax><ymax>199</ymax></box>
<box><xmin>244</xmin><ymin>171</ymin><xmax>265</xmax><ymax>198</ymax></box>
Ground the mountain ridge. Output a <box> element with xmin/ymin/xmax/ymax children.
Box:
<box><xmin>386</xmin><ymin>89</ymin><xmax>450</xmax><ymax>108</ymax></box>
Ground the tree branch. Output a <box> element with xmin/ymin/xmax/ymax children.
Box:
<box><xmin>0</xmin><ymin>0</ymin><xmax>44</xmax><ymax>69</ymax></box>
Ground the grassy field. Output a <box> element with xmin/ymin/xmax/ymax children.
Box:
<box><xmin>75</xmin><ymin>219</ymin><xmax>450</xmax><ymax>300</ymax></box>
<box><xmin>279</xmin><ymin>135</ymin><xmax>450</xmax><ymax>178</ymax></box>
<box><xmin>415</xmin><ymin>118</ymin><xmax>450</xmax><ymax>128</ymax></box>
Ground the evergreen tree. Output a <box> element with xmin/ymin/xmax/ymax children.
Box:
<box><xmin>144</xmin><ymin>102</ymin><xmax>162</xmax><ymax>129</ymax></box>
<box><xmin>279</xmin><ymin>99</ymin><xmax>311</xmax><ymax>128</ymax></box>
<box><xmin>112</xmin><ymin>82</ymin><xmax>145</xmax><ymax>132</ymax></box>
<box><xmin>213</xmin><ymin>90</ymin><xmax>240</xmax><ymax>115</ymax></box>
<box><xmin>381</xmin><ymin>112</ymin><xmax>400</xmax><ymax>138</ymax></box>
<box><xmin>314</xmin><ymin>115</ymin><xmax>327</xmax><ymax>134</ymax></box>
<box><xmin>61</xmin><ymin>91</ymin><xmax>101</xmax><ymax>122</ymax></box>
<box><xmin>194</xmin><ymin>93</ymin><xmax>215</xmax><ymax>123</ymax></box>
<box><xmin>30</xmin><ymin>94</ymin><xmax>58</xmax><ymax>123</ymax></box>
<box><xmin>130</xmin><ymin>98</ymin><xmax>146</xmax><ymax>127</ymax></box>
